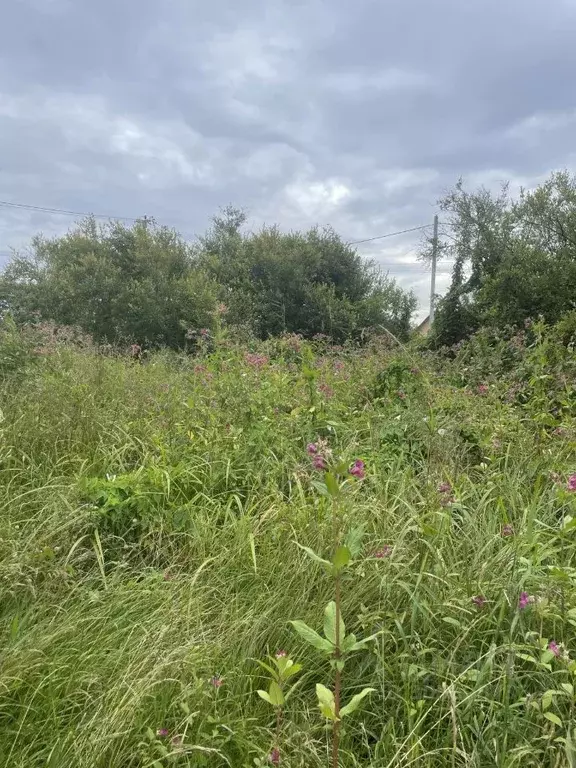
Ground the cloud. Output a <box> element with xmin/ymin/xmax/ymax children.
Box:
<box><xmin>1</xmin><ymin>0</ymin><xmax>576</xmax><ymax>319</ymax></box>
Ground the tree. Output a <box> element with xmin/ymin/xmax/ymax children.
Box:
<box><xmin>428</xmin><ymin>172</ymin><xmax>576</xmax><ymax>347</ymax></box>
<box><xmin>0</xmin><ymin>218</ymin><xmax>217</xmax><ymax>347</ymax></box>
<box><xmin>198</xmin><ymin>209</ymin><xmax>417</xmax><ymax>341</ymax></box>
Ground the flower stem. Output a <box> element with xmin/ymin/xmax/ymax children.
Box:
<box><xmin>332</xmin><ymin>569</ymin><xmax>342</xmax><ymax>768</ymax></box>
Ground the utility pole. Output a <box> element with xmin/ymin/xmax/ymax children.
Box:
<box><xmin>429</xmin><ymin>214</ymin><xmax>439</xmax><ymax>325</ymax></box>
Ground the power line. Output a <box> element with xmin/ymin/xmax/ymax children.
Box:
<box><xmin>347</xmin><ymin>224</ymin><xmax>431</xmax><ymax>245</ymax></box>
<box><xmin>0</xmin><ymin>199</ymin><xmax>141</xmax><ymax>222</ymax></box>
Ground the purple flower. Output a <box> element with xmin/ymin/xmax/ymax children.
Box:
<box><xmin>548</xmin><ymin>640</ymin><xmax>560</xmax><ymax>657</ymax></box>
<box><xmin>472</xmin><ymin>595</ymin><xmax>486</xmax><ymax>608</ymax></box>
<box><xmin>567</xmin><ymin>474</ymin><xmax>576</xmax><ymax>491</ymax></box>
<box><xmin>518</xmin><ymin>591</ymin><xmax>533</xmax><ymax>610</ymax></box>
<box><xmin>374</xmin><ymin>545</ymin><xmax>392</xmax><ymax>558</ymax></box>
<box><xmin>209</xmin><ymin>675</ymin><xmax>223</xmax><ymax>688</ymax></box>
<box><xmin>275</xmin><ymin>650</ymin><xmax>287</xmax><ymax>658</ymax></box>
<box><xmin>156</xmin><ymin>728</ymin><xmax>169</xmax><ymax>738</ymax></box>
<box><xmin>269</xmin><ymin>748</ymin><xmax>280</xmax><ymax>765</ymax></box>
<box><xmin>501</xmin><ymin>524</ymin><xmax>514</xmax><ymax>537</ymax></box>
<box><xmin>437</xmin><ymin>481</ymin><xmax>452</xmax><ymax>494</ymax></box>
<box><xmin>312</xmin><ymin>455</ymin><xmax>327</xmax><ymax>471</ymax></box>
<box><xmin>349</xmin><ymin>459</ymin><xmax>365</xmax><ymax>479</ymax></box>
<box><xmin>306</xmin><ymin>443</ymin><xmax>318</xmax><ymax>455</ymax></box>
<box><xmin>477</xmin><ymin>384</ymin><xmax>489</xmax><ymax>395</ymax></box>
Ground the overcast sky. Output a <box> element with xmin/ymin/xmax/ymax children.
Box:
<box><xmin>1</xmin><ymin>0</ymin><xmax>576</xmax><ymax>319</ymax></box>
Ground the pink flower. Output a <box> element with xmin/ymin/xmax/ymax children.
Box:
<box><xmin>306</xmin><ymin>443</ymin><xmax>318</xmax><ymax>455</ymax></box>
<box><xmin>312</xmin><ymin>455</ymin><xmax>327</xmax><ymax>471</ymax></box>
<box><xmin>275</xmin><ymin>650</ymin><xmax>287</xmax><ymax>658</ymax></box>
<box><xmin>163</xmin><ymin>570</ymin><xmax>173</xmax><ymax>581</ymax></box>
<box><xmin>438</xmin><ymin>481</ymin><xmax>452</xmax><ymax>494</ymax></box>
<box><xmin>156</xmin><ymin>728</ymin><xmax>169</xmax><ymax>738</ymax></box>
<box><xmin>374</xmin><ymin>545</ymin><xmax>392</xmax><ymax>558</ymax></box>
<box><xmin>269</xmin><ymin>748</ymin><xmax>280</xmax><ymax>765</ymax></box>
<box><xmin>349</xmin><ymin>459</ymin><xmax>365</xmax><ymax>479</ymax></box>
<box><xmin>477</xmin><ymin>384</ymin><xmax>489</xmax><ymax>395</ymax></box>
<box><xmin>319</xmin><ymin>383</ymin><xmax>334</xmax><ymax>398</ymax></box>
<box><xmin>245</xmin><ymin>352</ymin><xmax>269</xmax><ymax>368</ymax></box>
<box><xmin>410</xmin><ymin>367</ymin><xmax>420</xmax><ymax>375</ymax></box>
<box><xmin>397</xmin><ymin>390</ymin><xmax>406</xmax><ymax>400</ymax></box>
<box><xmin>567</xmin><ymin>474</ymin><xmax>576</xmax><ymax>491</ymax></box>
<box><xmin>472</xmin><ymin>595</ymin><xmax>486</xmax><ymax>608</ymax></box>
<box><xmin>548</xmin><ymin>641</ymin><xmax>560</xmax><ymax>657</ymax></box>
<box><xmin>209</xmin><ymin>675</ymin><xmax>223</xmax><ymax>688</ymax></box>
<box><xmin>518</xmin><ymin>591</ymin><xmax>533</xmax><ymax>610</ymax></box>
<box><xmin>501</xmin><ymin>524</ymin><xmax>514</xmax><ymax>537</ymax></box>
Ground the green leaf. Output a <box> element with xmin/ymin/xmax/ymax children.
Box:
<box><xmin>543</xmin><ymin>711</ymin><xmax>562</xmax><ymax>727</ymax></box>
<box><xmin>316</xmin><ymin>683</ymin><xmax>338</xmax><ymax>720</ymax></box>
<box><xmin>324</xmin><ymin>601</ymin><xmax>345</xmax><ymax>646</ymax></box>
<box><xmin>282</xmin><ymin>662</ymin><xmax>302</xmax><ymax>680</ymax></box>
<box><xmin>344</xmin><ymin>526</ymin><xmax>366</xmax><ymax>558</ymax></box>
<box><xmin>340</xmin><ymin>687</ymin><xmax>375</xmax><ymax>717</ymax></box>
<box><xmin>268</xmin><ymin>681</ymin><xmax>284</xmax><ymax>707</ymax></box>
<box><xmin>257</xmin><ymin>690</ymin><xmax>273</xmax><ymax>705</ymax></box>
<box><xmin>294</xmin><ymin>543</ymin><xmax>330</xmax><ymax>566</ymax></box>
<box><xmin>561</xmin><ymin>683</ymin><xmax>574</xmax><ymax>696</ymax></box>
<box><xmin>324</xmin><ymin>472</ymin><xmax>340</xmax><ymax>497</ymax></box>
<box><xmin>290</xmin><ymin>620</ymin><xmax>334</xmax><ymax>652</ymax></box>
<box><xmin>332</xmin><ymin>545</ymin><xmax>351</xmax><ymax>573</ymax></box>
<box><xmin>255</xmin><ymin>659</ymin><xmax>277</xmax><ymax>677</ymax></box>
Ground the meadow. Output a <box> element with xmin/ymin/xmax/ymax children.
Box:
<box><xmin>0</xmin><ymin>324</ymin><xmax>575</xmax><ymax>767</ymax></box>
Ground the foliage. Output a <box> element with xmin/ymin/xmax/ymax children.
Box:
<box><xmin>198</xmin><ymin>206</ymin><xmax>416</xmax><ymax>342</ymax></box>
<box><xmin>0</xmin><ymin>217</ymin><xmax>218</xmax><ymax>348</ymax></box>
<box><xmin>429</xmin><ymin>171</ymin><xmax>576</xmax><ymax>347</ymax></box>
<box><xmin>0</xmin><ymin>326</ymin><xmax>575</xmax><ymax>766</ymax></box>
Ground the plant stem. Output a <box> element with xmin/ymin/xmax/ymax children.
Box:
<box><xmin>332</xmin><ymin>570</ymin><xmax>342</xmax><ymax>768</ymax></box>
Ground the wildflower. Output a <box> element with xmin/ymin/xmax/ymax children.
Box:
<box><xmin>553</xmin><ymin>426</ymin><xmax>567</xmax><ymax>437</ymax></box>
<box><xmin>410</xmin><ymin>367</ymin><xmax>420</xmax><ymax>375</ymax></box>
<box><xmin>501</xmin><ymin>523</ymin><xmax>514</xmax><ymax>537</ymax></box>
<box><xmin>472</xmin><ymin>595</ymin><xmax>487</xmax><ymax>608</ymax></box>
<box><xmin>437</xmin><ymin>428</ymin><xmax>447</xmax><ymax>437</ymax></box>
<box><xmin>171</xmin><ymin>735</ymin><xmax>183</xmax><ymax>748</ymax></box>
<box><xmin>397</xmin><ymin>390</ymin><xmax>406</xmax><ymax>400</ymax></box>
<box><xmin>163</xmin><ymin>570</ymin><xmax>173</xmax><ymax>581</ymax></box>
<box><xmin>548</xmin><ymin>640</ymin><xmax>560</xmax><ymax>657</ymax></box>
<box><xmin>349</xmin><ymin>459</ymin><xmax>365</xmax><ymax>479</ymax></box>
<box><xmin>209</xmin><ymin>675</ymin><xmax>223</xmax><ymax>688</ymax></box>
<box><xmin>200</xmin><ymin>328</ymin><xmax>209</xmax><ymax>337</ymax></box>
<box><xmin>306</xmin><ymin>443</ymin><xmax>318</xmax><ymax>455</ymax></box>
<box><xmin>438</xmin><ymin>481</ymin><xmax>452</xmax><ymax>494</ymax></box>
<box><xmin>319</xmin><ymin>383</ymin><xmax>334</xmax><ymax>398</ymax></box>
<box><xmin>518</xmin><ymin>591</ymin><xmax>533</xmax><ymax>610</ymax></box>
<box><xmin>477</xmin><ymin>384</ymin><xmax>489</xmax><ymax>395</ymax></box>
<box><xmin>269</xmin><ymin>748</ymin><xmax>280</xmax><ymax>765</ymax></box>
<box><xmin>374</xmin><ymin>545</ymin><xmax>392</xmax><ymax>558</ymax></box>
<box><xmin>275</xmin><ymin>650</ymin><xmax>287</xmax><ymax>658</ymax></box>
<box><xmin>567</xmin><ymin>474</ymin><xmax>576</xmax><ymax>491</ymax></box>
<box><xmin>312</xmin><ymin>454</ymin><xmax>327</xmax><ymax>471</ymax></box>
<box><xmin>156</xmin><ymin>728</ymin><xmax>169</xmax><ymax>738</ymax></box>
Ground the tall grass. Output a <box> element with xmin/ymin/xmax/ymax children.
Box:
<box><xmin>0</xmin><ymin>334</ymin><xmax>574</xmax><ymax>767</ymax></box>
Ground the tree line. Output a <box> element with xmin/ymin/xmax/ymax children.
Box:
<box><xmin>0</xmin><ymin>206</ymin><xmax>416</xmax><ymax>348</ymax></box>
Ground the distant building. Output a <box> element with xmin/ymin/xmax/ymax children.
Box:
<box><xmin>415</xmin><ymin>315</ymin><xmax>431</xmax><ymax>335</ymax></box>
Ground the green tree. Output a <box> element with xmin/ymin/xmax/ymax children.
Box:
<box><xmin>198</xmin><ymin>208</ymin><xmax>416</xmax><ymax>341</ymax></box>
<box><xmin>0</xmin><ymin>217</ymin><xmax>217</xmax><ymax>347</ymax></box>
<box><xmin>429</xmin><ymin>171</ymin><xmax>576</xmax><ymax>346</ymax></box>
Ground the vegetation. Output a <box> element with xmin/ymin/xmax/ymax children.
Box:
<box><xmin>0</xmin><ymin>316</ymin><xmax>576</xmax><ymax>767</ymax></box>
<box><xmin>429</xmin><ymin>170</ymin><xmax>576</xmax><ymax>347</ymax></box>
<box><xmin>0</xmin><ymin>207</ymin><xmax>416</xmax><ymax>348</ymax></box>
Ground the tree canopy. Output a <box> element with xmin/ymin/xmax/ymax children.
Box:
<box><xmin>0</xmin><ymin>208</ymin><xmax>416</xmax><ymax>347</ymax></box>
<box><xmin>429</xmin><ymin>171</ymin><xmax>576</xmax><ymax>347</ymax></box>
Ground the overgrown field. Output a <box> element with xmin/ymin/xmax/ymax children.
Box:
<box><xmin>1</xmin><ymin>325</ymin><xmax>576</xmax><ymax>767</ymax></box>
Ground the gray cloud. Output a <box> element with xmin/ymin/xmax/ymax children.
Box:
<box><xmin>1</xmin><ymin>0</ymin><xmax>576</xmax><ymax>317</ymax></box>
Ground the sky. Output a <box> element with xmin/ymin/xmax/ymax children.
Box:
<box><xmin>1</xmin><ymin>0</ymin><xmax>576</xmax><ymax>320</ymax></box>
